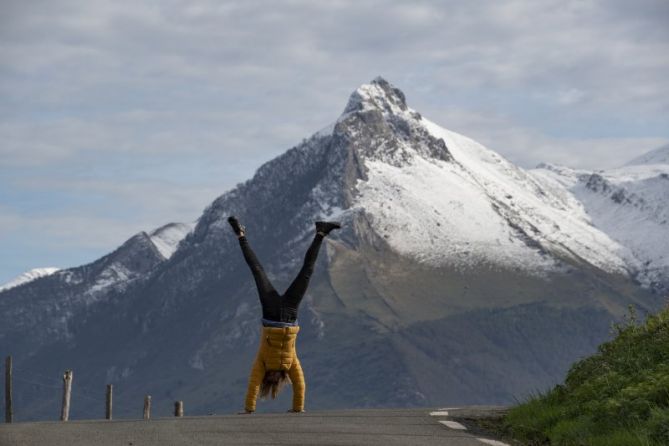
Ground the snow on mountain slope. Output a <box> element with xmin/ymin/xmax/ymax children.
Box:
<box><xmin>0</xmin><ymin>267</ymin><xmax>60</xmax><ymax>292</ymax></box>
<box><xmin>79</xmin><ymin>230</ymin><xmax>172</xmax><ymax>301</ymax></box>
<box><xmin>341</xmin><ymin>79</ymin><xmax>631</xmax><ymax>275</ymax></box>
<box><xmin>532</xmin><ymin>158</ymin><xmax>669</xmax><ymax>289</ymax></box>
<box><xmin>149</xmin><ymin>222</ymin><xmax>194</xmax><ymax>259</ymax></box>
<box><xmin>355</xmin><ymin>156</ymin><xmax>556</xmax><ymax>271</ymax></box>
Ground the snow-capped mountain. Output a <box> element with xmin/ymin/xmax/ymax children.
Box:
<box><xmin>533</xmin><ymin>160</ymin><xmax>669</xmax><ymax>291</ymax></box>
<box><xmin>1</xmin><ymin>78</ymin><xmax>664</xmax><ymax>421</ymax></box>
<box><xmin>0</xmin><ymin>267</ymin><xmax>60</xmax><ymax>293</ymax></box>
<box><xmin>341</xmin><ymin>81</ymin><xmax>631</xmax><ymax>276</ymax></box>
<box><xmin>625</xmin><ymin>143</ymin><xmax>669</xmax><ymax>166</ymax></box>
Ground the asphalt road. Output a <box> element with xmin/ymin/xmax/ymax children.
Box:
<box><xmin>0</xmin><ymin>406</ymin><xmax>511</xmax><ymax>446</ymax></box>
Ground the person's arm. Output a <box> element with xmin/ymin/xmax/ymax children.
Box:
<box><xmin>287</xmin><ymin>354</ymin><xmax>305</xmax><ymax>412</ymax></box>
<box><xmin>244</xmin><ymin>355</ymin><xmax>265</xmax><ymax>413</ymax></box>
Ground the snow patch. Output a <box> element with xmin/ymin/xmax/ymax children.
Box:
<box><xmin>189</xmin><ymin>352</ymin><xmax>205</xmax><ymax>370</ymax></box>
<box><xmin>149</xmin><ymin>222</ymin><xmax>195</xmax><ymax>259</ymax></box>
<box><xmin>0</xmin><ymin>267</ymin><xmax>60</xmax><ymax>293</ymax></box>
<box><xmin>340</xmin><ymin>77</ymin><xmax>413</xmax><ymax>121</ymax></box>
<box><xmin>86</xmin><ymin>262</ymin><xmax>132</xmax><ymax>297</ymax></box>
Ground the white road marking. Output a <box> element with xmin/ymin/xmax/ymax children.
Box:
<box><xmin>438</xmin><ymin>407</ymin><xmax>460</xmax><ymax>410</ymax></box>
<box><xmin>477</xmin><ymin>438</ymin><xmax>510</xmax><ymax>446</ymax></box>
<box><xmin>429</xmin><ymin>411</ymin><xmax>449</xmax><ymax>416</ymax></box>
<box><xmin>439</xmin><ymin>420</ymin><xmax>467</xmax><ymax>430</ymax></box>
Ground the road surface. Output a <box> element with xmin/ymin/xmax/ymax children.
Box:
<box><xmin>0</xmin><ymin>406</ymin><xmax>511</xmax><ymax>446</ymax></box>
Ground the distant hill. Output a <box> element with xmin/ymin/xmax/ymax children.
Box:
<box><xmin>625</xmin><ymin>143</ymin><xmax>669</xmax><ymax>166</ymax></box>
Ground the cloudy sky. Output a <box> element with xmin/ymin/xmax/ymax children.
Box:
<box><xmin>1</xmin><ymin>0</ymin><xmax>668</xmax><ymax>283</ymax></box>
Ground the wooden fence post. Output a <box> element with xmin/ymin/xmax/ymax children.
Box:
<box><xmin>143</xmin><ymin>395</ymin><xmax>151</xmax><ymax>420</ymax></box>
<box><xmin>4</xmin><ymin>356</ymin><xmax>12</xmax><ymax>423</ymax></box>
<box><xmin>60</xmin><ymin>370</ymin><xmax>73</xmax><ymax>421</ymax></box>
<box><xmin>105</xmin><ymin>384</ymin><xmax>112</xmax><ymax>420</ymax></box>
<box><xmin>174</xmin><ymin>400</ymin><xmax>183</xmax><ymax>417</ymax></box>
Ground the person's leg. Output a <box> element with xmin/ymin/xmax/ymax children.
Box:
<box><xmin>238</xmin><ymin>236</ymin><xmax>278</xmax><ymax>297</ymax></box>
<box><xmin>283</xmin><ymin>222</ymin><xmax>341</xmax><ymax>310</ymax></box>
<box><xmin>229</xmin><ymin>216</ymin><xmax>277</xmax><ymax>296</ymax></box>
<box><xmin>229</xmin><ymin>217</ymin><xmax>281</xmax><ymax>318</ymax></box>
<box><xmin>282</xmin><ymin>233</ymin><xmax>324</xmax><ymax>308</ymax></box>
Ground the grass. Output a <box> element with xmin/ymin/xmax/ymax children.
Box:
<box><xmin>501</xmin><ymin>304</ymin><xmax>669</xmax><ymax>446</ymax></box>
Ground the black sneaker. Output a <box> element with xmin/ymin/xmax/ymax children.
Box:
<box><xmin>315</xmin><ymin>221</ymin><xmax>341</xmax><ymax>235</ymax></box>
<box><xmin>228</xmin><ymin>216</ymin><xmax>246</xmax><ymax>236</ymax></box>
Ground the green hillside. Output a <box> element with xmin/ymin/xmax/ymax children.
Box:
<box><xmin>503</xmin><ymin>304</ymin><xmax>669</xmax><ymax>445</ymax></box>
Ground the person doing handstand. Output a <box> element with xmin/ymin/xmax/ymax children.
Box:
<box><xmin>228</xmin><ymin>216</ymin><xmax>341</xmax><ymax>414</ymax></box>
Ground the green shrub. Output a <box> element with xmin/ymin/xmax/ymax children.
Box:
<box><xmin>504</xmin><ymin>305</ymin><xmax>669</xmax><ymax>445</ymax></box>
<box><xmin>648</xmin><ymin>407</ymin><xmax>669</xmax><ymax>443</ymax></box>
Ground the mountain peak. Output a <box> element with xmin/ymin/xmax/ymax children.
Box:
<box><xmin>342</xmin><ymin>76</ymin><xmax>409</xmax><ymax>116</ymax></box>
<box><xmin>625</xmin><ymin>143</ymin><xmax>669</xmax><ymax>166</ymax></box>
<box><xmin>149</xmin><ymin>222</ymin><xmax>194</xmax><ymax>259</ymax></box>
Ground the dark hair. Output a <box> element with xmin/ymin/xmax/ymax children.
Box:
<box><xmin>259</xmin><ymin>370</ymin><xmax>290</xmax><ymax>400</ymax></box>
